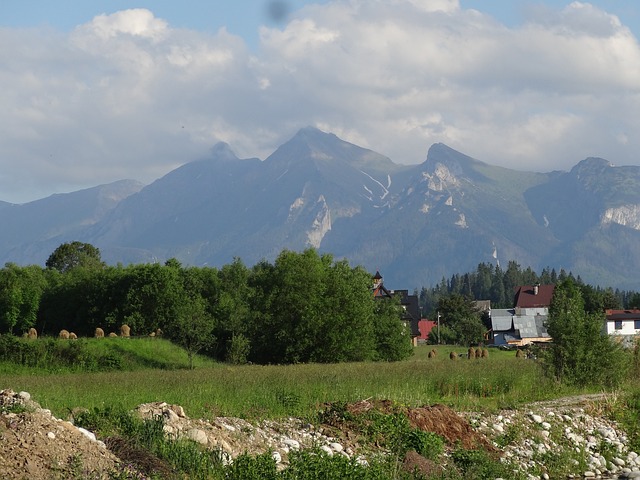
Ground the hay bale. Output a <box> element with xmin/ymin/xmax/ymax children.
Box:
<box><xmin>95</xmin><ymin>327</ymin><xmax>104</xmax><ymax>338</ymax></box>
<box><xmin>155</xmin><ymin>328</ymin><xmax>163</xmax><ymax>337</ymax></box>
<box><xmin>27</xmin><ymin>327</ymin><xmax>38</xmax><ymax>340</ymax></box>
<box><xmin>120</xmin><ymin>324</ymin><xmax>131</xmax><ymax>337</ymax></box>
<box><xmin>59</xmin><ymin>329</ymin><xmax>70</xmax><ymax>339</ymax></box>
<box><xmin>467</xmin><ymin>347</ymin><xmax>476</xmax><ymax>359</ymax></box>
<box><xmin>515</xmin><ymin>349</ymin><xmax>524</xmax><ymax>358</ymax></box>
<box><xmin>430</xmin><ymin>348</ymin><xmax>437</xmax><ymax>357</ymax></box>
<box><xmin>428</xmin><ymin>350</ymin><xmax>435</xmax><ymax>359</ymax></box>
<box><xmin>449</xmin><ymin>351</ymin><xmax>458</xmax><ymax>360</ymax></box>
<box><xmin>481</xmin><ymin>348</ymin><xmax>489</xmax><ymax>358</ymax></box>
<box><xmin>149</xmin><ymin>332</ymin><xmax>156</xmax><ymax>337</ymax></box>
<box><xmin>109</xmin><ymin>332</ymin><xmax>118</xmax><ymax>337</ymax></box>
<box><xmin>69</xmin><ymin>332</ymin><xmax>77</xmax><ymax>340</ymax></box>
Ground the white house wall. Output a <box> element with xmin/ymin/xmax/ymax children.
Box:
<box><xmin>605</xmin><ymin>320</ymin><xmax>640</xmax><ymax>336</ymax></box>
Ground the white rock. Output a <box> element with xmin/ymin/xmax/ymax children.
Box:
<box><xmin>164</xmin><ymin>409</ymin><xmax>179</xmax><ymax>423</ymax></box>
<box><xmin>77</xmin><ymin>427</ymin><xmax>96</xmax><ymax>442</ymax></box>
<box><xmin>493</xmin><ymin>423</ymin><xmax>504</xmax><ymax>433</ymax></box>
<box><xmin>47</xmin><ymin>432</ymin><xmax>55</xmax><ymax>440</ymax></box>
<box><xmin>330</xmin><ymin>442</ymin><xmax>344</xmax><ymax>453</ymax></box>
<box><xmin>283</xmin><ymin>438</ymin><xmax>300</xmax><ymax>450</ymax></box>
<box><xmin>186</xmin><ymin>428</ymin><xmax>208</xmax><ymax>445</ymax></box>
<box><xmin>320</xmin><ymin>445</ymin><xmax>334</xmax><ymax>456</ymax></box>
<box><xmin>18</xmin><ymin>391</ymin><xmax>30</xmax><ymax>402</ymax></box>
<box><xmin>541</xmin><ymin>422</ymin><xmax>551</xmax><ymax>430</ymax></box>
<box><xmin>531</xmin><ymin>414</ymin><xmax>543</xmax><ymax>424</ymax></box>
<box><xmin>272</xmin><ymin>451</ymin><xmax>282</xmax><ymax>464</ymax></box>
<box><xmin>173</xmin><ymin>405</ymin><xmax>186</xmax><ymax>417</ymax></box>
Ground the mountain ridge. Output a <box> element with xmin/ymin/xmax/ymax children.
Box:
<box><xmin>3</xmin><ymin>127</ymin><xmax>640</xmax><ymax>290</ymax></box>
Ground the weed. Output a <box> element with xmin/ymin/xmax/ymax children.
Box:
<box><xmin>275</xmin><ymin>388</ymin><xmax>301</xmax><ymax>410</ymax></box>
<box><xmin>451</xmin><ymin>446</ymin><xmax>521</xmax><ymax>479</ymax></box>
<box><xmin>494</xmin><ymin>424</ymin><xmax>521</xmax><ymax>448</ymax></box>
<box><xmin>225</xmin><ymin>451</ymin><xmax>278</xmax><ymax>480</ymax></box>
<box><xmin>68</xmin><ymin>453</ymin><xmax>84</xmax><ymax>479</ymax></box>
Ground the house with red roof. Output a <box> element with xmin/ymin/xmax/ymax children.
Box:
<box><xmin>514</xmin><ymin>284</ymin><xmax>555</xmax><ymax>311</ymax></box>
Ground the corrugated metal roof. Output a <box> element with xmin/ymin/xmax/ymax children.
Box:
<box><xmin>491</xmin><ymin>309</ymin><xmax>515</xmax><ymax>331</ymax></box>
<box><xmin>491</xmin><ymin>308</ymin><xmax>550</xmax><ymax>340</ymax></box>
<box><xmin>514</xmin><ymin>316</ymin><xmax>537</xmax><ymax>338</ymax></box>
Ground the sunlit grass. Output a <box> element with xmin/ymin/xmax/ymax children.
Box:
<box><xmin>3</xmin><ymin>343</ymin><xmax>598</xmax><ymax>422</ymax></box>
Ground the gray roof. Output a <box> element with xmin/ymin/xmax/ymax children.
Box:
<box><xmin>491</xmin><ymin>309</ymin><xmax>549</xmax><ymax>340</ymax></box>
<box><xmin>490</xmin><ymin>309</ymin><xmax>515</xmax><ymax>331</ymax></box>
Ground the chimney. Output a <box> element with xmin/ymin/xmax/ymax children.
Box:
<box><xmin>533</xmin><ymin>283</ymin><xmax>540</xmax><ymax>295</ymax></box>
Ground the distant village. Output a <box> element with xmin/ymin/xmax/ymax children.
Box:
<box><xmin>373</xmin><ymin>272</ymin><xmax>639</xmax><ymax>349</ymax></box>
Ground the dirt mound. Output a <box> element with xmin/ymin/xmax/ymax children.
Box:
<box><xmin>343</xmin><ymin>398</ymin><xmax>494</xmax><ymax>451</ymax></box>
<box><xmin>406</xmin><ymin>404</ymin><xmax>495</xmax><ymax>451</ymax></box>
<box><xmin>0</xmin><ymin>390</ymin><xmax>121</xmax><ymax>479</ymax></box>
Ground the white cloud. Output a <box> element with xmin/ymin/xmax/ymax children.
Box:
<box><xmin>1</xmin><ymin>2</ymin><xmax>640</xmax><ymax>203</ymax></box>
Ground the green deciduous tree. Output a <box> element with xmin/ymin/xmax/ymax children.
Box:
<box><xmin>169</xmin><ymin>294</ymin><xmax>216</xmax><ymax>369</ymax></box>
<box><xmin>0</xmin><ymin>264</ymin><xmax>47</xmax><ymax>334</ymax></box>
<box><xmin>373</xmin><ymin>294</ymin><xmax>413</xmax><ymax>361</ymax></box>
<box><xmin>45</xmin><ymin>241</ymin><xmax>105</xmax><ymax>273</ymax></box>
<box><xmin>543</xmin><ymin>279</ymin><xmax>628</xmax><ymax>388</ymax></box>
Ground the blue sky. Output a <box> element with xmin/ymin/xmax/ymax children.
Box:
<box><xmin>1</xmin><ymin>1</ymin><xmax>640</xmax><ymax>203</ymax></box>
<box><xmin>3</xmin><ymin>1</ymin><xmax>638</xmax><ymax>39</ymax></box>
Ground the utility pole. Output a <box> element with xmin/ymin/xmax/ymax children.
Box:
<box><xmin>437</xmin><ymin>311</ymin><xmax>441</xmax><ymax>345</ymax></box>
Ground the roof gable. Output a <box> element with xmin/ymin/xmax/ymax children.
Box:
<box><xmin>514</xmin><ymin>284</ymin><xmax>554</xmax><ymax>308</ymax></box>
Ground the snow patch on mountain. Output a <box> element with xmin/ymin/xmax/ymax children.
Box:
<box><xmin>601</xmin><ymin>205</ymin><xmax>640</xmax><ymax>230</ymax></box>
<box><xmin>306</xmin><ymin>196</ymin><xmax>331</xmax><ymax>248</ymax></box>
<box><xmin>360</xmin><ymin>170</ymin><xmax>389</xmax><ymax>201</ymax></box>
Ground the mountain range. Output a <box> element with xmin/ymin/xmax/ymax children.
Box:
<box><xmin>3</xmin><ymin>126</ymin><xmax>640</xmax><ymax>290</ymax></box>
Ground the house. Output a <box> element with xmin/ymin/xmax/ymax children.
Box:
<box><xmin>372</xmin><ymin>271</ymin><xmax>421</xmax><ymax>345</ymax></box>
<box><xmin>604</xmin><ymin>309</ymin><xmax>640</xmax><ymax>346</ymax></box>
<box><xmin>417</xmin><ymin>319</ymin><xmax>436</xmax><ymax>342</ymax></box>
<box><xmin>514</xmin><ymin>284</ymin><xmax>555</xmax><ymax>310</ymax></box>
<box><xmin>490</xmin><ymin>308</ymin><xmax>551</xmax><ymax>347</ymax></box>
<box><xmin>490</xmin><ymin>284</ymin><xmax>554</xmax><ymax>347</ymax></box>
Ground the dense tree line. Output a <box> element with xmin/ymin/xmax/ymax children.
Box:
<box><xmin>418</xmin><ymin>260</ymin><xmax>637</xmax><ymax>316</ymax></box>
<box><xmin>0</xmin><ymin>243</ymin><xmax>412</xmax><ymax>365</ymax></box>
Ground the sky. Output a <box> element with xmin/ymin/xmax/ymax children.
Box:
<box><xmin>1</xmin><ymin>0</ymin><xmax>640</xmax><ymax>204</ymax></box>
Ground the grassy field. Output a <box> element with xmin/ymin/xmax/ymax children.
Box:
<box><xmin>2</xmin><ymin>341</ymin><xmax>598</xmax><ymax>422</ymax></box>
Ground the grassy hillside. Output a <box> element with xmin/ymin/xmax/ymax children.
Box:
<box><xmin>0</xmin><ymin>336</ymin><xmax>217</xmax><ymax>375</ymax></box>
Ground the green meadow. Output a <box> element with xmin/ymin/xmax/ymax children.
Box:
<box><xmin>2</xmin><ymin>339</ymin><xmax>596</xmax><ymax>421</ymax></box>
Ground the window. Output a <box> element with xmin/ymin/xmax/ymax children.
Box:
<box><xmin>635</xmin><ymin>320</ymin><xmax>640</xmax><ymax>330</ymax></box>
<box><xmin>614</xmin><ymin>320</ymin><xmax>623</xmax><ymax>330</ymax></box>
